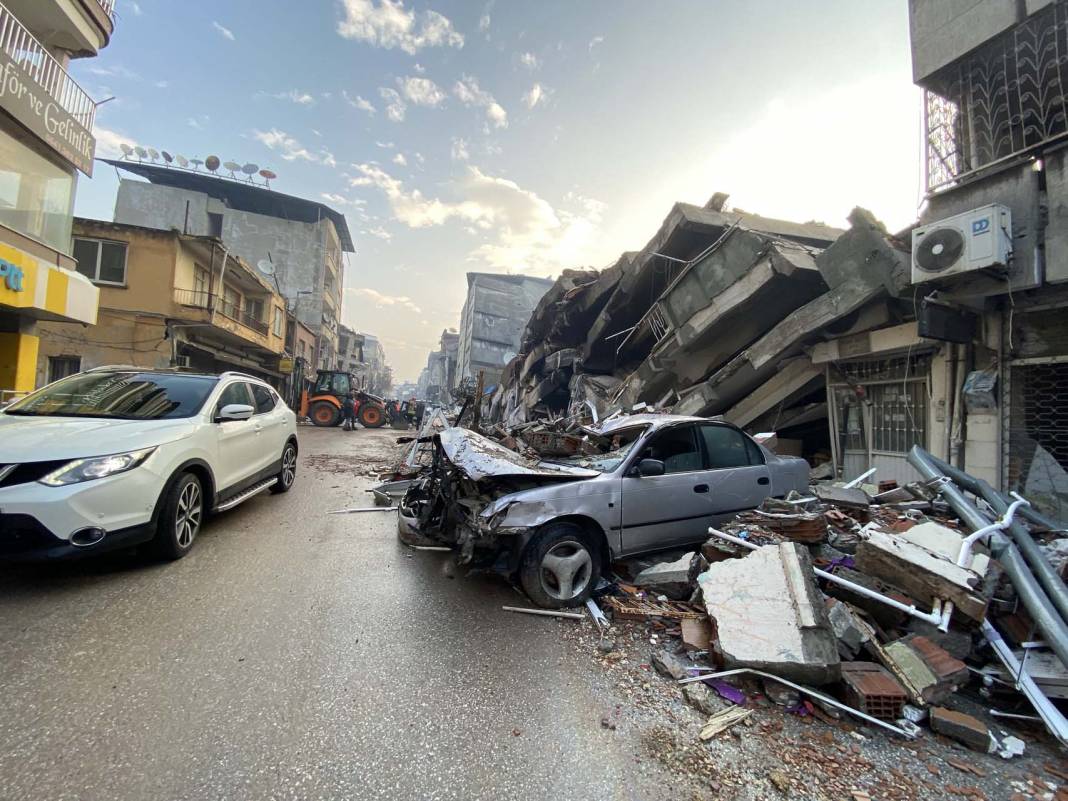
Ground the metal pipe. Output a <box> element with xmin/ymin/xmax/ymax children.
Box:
<box><xmin>678</xmin><ymin>668</ymin><xmax>915</xmax><ymax>739</ymax></box>
<box><xmin>957</xmin><ymin>494</ymin><xmax>1030</xmax><ymax>567</ymax></box>
<box><xmin>982</xmin><ymin>620</ymin><xmax>1068</xmax><ymax>746</ymax></box>
<box><xmin>921</xmin><ymin>449</ymin><xmax>1068</xmax><ymax>624</ymax></box>
<box><xmin>908</xmin><ymin>446</ymin><xmax>1068</xmax><ymax>669</ymax></box>
<box><xmin>707</xmin><ymin>528</ymin><xmax>946</xmax><ymax>626</ymax></box>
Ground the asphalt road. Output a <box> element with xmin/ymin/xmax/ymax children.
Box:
<box><xmin>0</xmin><ymin>426</ymin><xmax>670</xmax><ymax>801</ymax></box>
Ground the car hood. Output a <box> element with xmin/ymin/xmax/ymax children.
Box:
<box><xmin>436</xmin><ymin>427</ymin><xmax>599</xmax><ymax>482</ymax></box>
<box><xmin>0</xmin><ymin>415</ymin><xmax>197</xmax><ymax>461</ymax></box>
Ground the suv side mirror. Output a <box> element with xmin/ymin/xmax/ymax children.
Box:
<box><xmin>633</xmin><ymin>458</ymin><xmax>665</xmax><ymax>477</ymax></box>
<box><xmin>216</xmin><ymin>403</ymin><xmax>254</xmax><ymax>422</ymax></box>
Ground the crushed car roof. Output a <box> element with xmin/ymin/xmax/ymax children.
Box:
<box><xmin>437</xmin><ymin>427</ymin><xmax>599</xmax><ymax>481</ymax></box>
<box><xmin>592</xmin><ymin>413</ymin><xmax>712</xmax><ymax>436</ymax></box>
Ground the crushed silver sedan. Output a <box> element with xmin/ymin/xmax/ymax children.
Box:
<box><xmin>399</xmin><ymin>414</ymin><xmax>808</xmax><ymax>607</ymax></box>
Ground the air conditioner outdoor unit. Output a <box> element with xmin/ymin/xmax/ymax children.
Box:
<box><xmin>911</xmin><ymin>203</ymin><xmax>1012</xmax><ymax>284</ymax></box>
<box><xmin>174</xmin><ymin>355</ymin><xmax>192</xmax><ymax>368</ymax></box>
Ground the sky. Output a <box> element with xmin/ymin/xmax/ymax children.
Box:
<box><xmin>73</xmin><ymin>0</ymin><xmax>923</xmax><ymax>382</ymax></box>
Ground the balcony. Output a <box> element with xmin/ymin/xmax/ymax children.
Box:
<box><xmin>2</xmin><ymin>0</ymin><xmax>113</xmax><ymax>58</ymax></box>
<box><xmin>96</xmin><ymin>0</ymin><xmax>116</xmax><ymax>19</ymax></box>
<box><xmin>0</xmin><ymin>4</ymin><xmax>97</xmax><ymax>171</ymax></box>
<box><xmin>173</xmin><ymin>289</ymin><xmax>270</xmax><ymax>336</ymax></box>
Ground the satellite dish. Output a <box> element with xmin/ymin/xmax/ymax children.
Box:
<box><xmin>241</xmin><ymin>163</ymin><xmax>259</xmax><ymax>175</ymax></box>
<box><xmin>257</xmin><ymin>259</ymin><xmax>275</xmax><ymax>276</ymax></box>
<box><xmin>161</xmin><ymin>151</ymin><xmax>173</xmax><ymax>163</ymax></box>
<box><xmin>223</xmin><ymin>161</ymin><xmax>241</xmax><ymax>176</ymax></box>
<box><xmin>190</xmin><ymin>158</ymin><xmax>203</xmax><ymax>170</ymax></box>
<box><xmin>119</xmin><ymin>143</ymin><xmax>133</xmax><ymax>157</ymax></box>
<box><xmin>259</xmin><ymin>168</ymin><xmax>276</xmax><ymax>180</ymax></box>
<box><xmin>147</xmin><ymin>148</ymin><xmax>160</xmax><ymax>161</ymax></box>
<box><xmin>176</xmin><ymin>155</ymin><xmax>189</xmax><ymax>167</ymax></box>
<box><xmin>205</xmin><ymin>155</ymin><xmax>220</xmax><ymax>172</ymax></box>
<box><xmin>134</xmin><ymin>146</ymin><xmax>148</xmax><ymax>159</ymax></box>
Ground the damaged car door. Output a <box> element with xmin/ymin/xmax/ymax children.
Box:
<box><xmin>618</xmin><ymin>423</ymin><xmax>711</xmax><ymax>553</ymax></box>
<box><xmin>696</xmin><ymin>422</ymin><xmax>773</xmax><ymax>523</ymax></box>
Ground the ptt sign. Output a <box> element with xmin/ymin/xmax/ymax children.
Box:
<box><xmin>0</xmin><ymin>259</ymin><xmax>25</xmax><ymax>291</ymax></box>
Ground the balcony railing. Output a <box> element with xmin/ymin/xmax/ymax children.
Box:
<box><xmin>173</xmin><ymin>289</ymin><xmax>270</xmax><ymax>336</ymax></box>
<box><xmin>96</xmin><ymin>0</ymin><xmax>116</xmax><ymax>19</ymax></box>
<box><xmin>0</xmin><ymin>4</ymin><xmax>97</xmax><ymax>131</ymax></box>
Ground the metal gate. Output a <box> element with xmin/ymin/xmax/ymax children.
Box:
<box><xmin>828</xmin><ymin>354</ymin><xmax>930</xmax><ymax>485</ymax></box>
<box><xmin>1004</xmin><ymin>358</ymin><xmax>1068</xmax><ymax>520</ymax></box>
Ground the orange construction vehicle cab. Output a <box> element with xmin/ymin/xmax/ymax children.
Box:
<box><xmin>300</xmin><ymin>370</ymin><xmax>353</xmax><ymax>427</ymax></box>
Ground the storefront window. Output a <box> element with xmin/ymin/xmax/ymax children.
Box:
<box><xmin>0</xmin><ymin>131</ymin><xmax>75</xmax><ymax>253</ymax></box>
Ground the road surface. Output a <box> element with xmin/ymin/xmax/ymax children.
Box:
<box><xmin>0</xmin><ymin>426</ymin><xmax>671</xmax><ymax>801</ymax></box>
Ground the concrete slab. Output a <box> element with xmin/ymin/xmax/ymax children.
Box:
<box><xmin>697</xmin><ymin>542</ymin><xmax>840</xmax><ymax>685</ymax></box>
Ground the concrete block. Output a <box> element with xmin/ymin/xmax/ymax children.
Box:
<box><xmin>698</xmin><ymin>542</ymin><xmax>840</xmax><ymax>685</ymax></box>
<box><xmin>827</xmin><ymin>599</ymin><xmax>869</xmax><ymax>659</ymax></box>
<box><xmin>930</xmin><ymin>707</ymin><xmax>992</xmax><ymax>752</ymax></box>
<box><xmin>634</xmin><ymin>551</ymin><xmax>703</xmax><ymax>601</ymax></box>
<box><xmin>883</xmin><ymin>635</ymin><xmax>967</xmax><ymax>704</ymax></box>
<box><xmin>855</xmin><ymin>528</ymin><xmax>988</xmax><ymax>621</ymax></box>
<box><xmin>651</xmin><ymin>648</ymin><xmax>690</xmax><ymax>681</ymax></box>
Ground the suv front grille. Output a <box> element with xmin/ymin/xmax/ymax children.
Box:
<box><xmin>0</xmin><ymin>461</ymin><xmax>69</xmax><ymax>489</ymax></box>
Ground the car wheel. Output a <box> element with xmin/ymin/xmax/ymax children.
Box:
<box><xmin>270</xmin><ymin>441</ymin><xmax>297</xmax><ymax>494</ymax></box>
<box><xmin>155</xmin><ymin>472</ymin><xmax>203</xmax><ymax>560</ymax></box>
<box><xmin>359</xmin><ymin>404</ymin><xmax>386</xmax><ymax>428</ymax></box>
<box><xmin>519</xmin><ymin>522</ymin><xmax>601</xmax><ymax>608</ymax></box>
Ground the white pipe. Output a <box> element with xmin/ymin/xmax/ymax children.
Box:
<box><xmin>707</xmin><ymin>528</ymin><xmax>945</xmax><ymax>626</ymax></box>
<box><xmin>982</xmin><ymin>619</ymin><xmax>1068</xmax><ymax>746</ymax></box>
<box><xmin>678</xmin><ymin>667</ymin><xmax>915</xmax><ymax>739</ymax></box>
<box><xmin>957</xmin><ymin>493</ymin><xmax>1030</xmax><ymax>568</ymax></box>
<box><xmin>843</xmin><ymin>467</ymin><xmax>877</xmax><ymax>488</ymax></box>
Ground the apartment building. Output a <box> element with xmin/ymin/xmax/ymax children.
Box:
<box><xmin>0</xmin><ymin>0</ymin><xmax>115</xmax><ymax>398</ymax></box>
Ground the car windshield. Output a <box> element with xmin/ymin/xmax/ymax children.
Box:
<box><xmin>4</xmin><ymin>372</ymin><xmax>218</xmax><ymax>420</ymax></box>
<box><xmin>550</xmin><ymin>426</ymin><xmax>648</xmax><ymax>473</ymax></box>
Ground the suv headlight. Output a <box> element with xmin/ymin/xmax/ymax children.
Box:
<box><xmin>39</xmin><ymin>447</ymin><xmax>157</xmax><ymax>487</ymax></box>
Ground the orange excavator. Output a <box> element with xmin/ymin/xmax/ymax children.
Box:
<box><xmin>300</xmin><ymin>370</ymin><xmax>389</xmax><ymax>428</ymax></box>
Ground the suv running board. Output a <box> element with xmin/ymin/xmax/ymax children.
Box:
<box><xmin>213</xmin><ymin>477</ymin><xmax>277</xmax><ymax>512</ymax></box>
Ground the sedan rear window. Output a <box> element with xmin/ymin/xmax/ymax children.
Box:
<box><xmin>5</xmin><ymin>372</ymin><xmax>218</xmax><ymax>420</ymax></box>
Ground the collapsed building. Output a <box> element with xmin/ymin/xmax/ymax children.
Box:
<box><xmin>491</xmin><ymin>195</ymin><xmax>924</xmax><ymax>484</ymax></box>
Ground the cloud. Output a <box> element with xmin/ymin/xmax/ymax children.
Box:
<box><xmin>453</xmin><ymin>75</ymin><xmax>507</xmax><ymax>128</ymax></box>
<box><xmin>519</xmin><ymin>52</ymin><xmax>539</xmax><ymax>70</ymax></box>
<box><xmin>398</xmin><ymin>76</ymin><xmax>446</xmax><ymax>107</ymax></box>
<box><xmin>379</xmin><ymin>87</ymin><xmax>407</xmax><ymax>122</ymax></box>
<box><xmin>321</xmin><ymin>192</ymin><xmax>352</xmax><ymax>205</ymax></box>
<box><xmin>253</xmin><ymin>129</ymin><xmax>334</xmax><ymax>165</ymax></box>
<box><xmin>588</xmin><ymin>35</ymin><xmax>604</xmax><ymax>52</ymax></box>
<box><xmin>523</xmin><ymin>83</ymin><xmax>548</xmax><ymax>109</ymax></box>
<box><xmin>130</xmin><ymin>1</ymin><xmax>143</xmax><ymax>14</ymax></box>
<box><xmin>212</xmin><ymin>21</ymin><xmax>235</xmax><ymax>41</ymax></box>
<box><xmin>348</xmin><ymin>163</ymin><xmax>607</xmax><ymax>272</ymax></box>
<box><xmin>343</xmin><ymin>90</ymin><xmax>376</xmax><ymax>114</ymax></box>
<box><xmin>336</xmin><ymin>0</ymin><xmax>463</xmax><ymax>54</ymax></box>
<box><xmin>392</xmin><ymin>152</ymin><xmax>407</xmax><ymax>166</ymax></box>
<box><xmin>273</xmin><ymin>89</ymin><xmax>315</xmax><ymax>105</ymax></box>
<box><xmin>364</xmin><ymin>226</ymin><xmax>393</xmax><ymax>241</ymax></box>
<box><xmin>451</xmin><ymin>137</ymin><xmax>469</xmax><ymax>161</ymax></box>
<box><xmin>413</xmin><ymin>63</ymin><xmax>426</xmax><ymax>74</ymax></box>
<box><xmin>478</xmin><ymin>13</ymin><xmax>490</xmax><ymax>32</ymax></box>
<box><xmin>375</xmin><ymin>140</ymin><xmax>395</xmax><ymax>149</ymax></box>
<box><xmin>155</xmin><ymin>80</ymin><xmax>169</xmax><ymax>88</ymax></box>
<box><xmin>187</xmin><ymin>116</ymin><xmax>208</xmax><ymax>130</ymax></box>
<box><xmin>87</xmin><ymin>64</ymin><xmax>140</xmax><ymax>80</ymax></box>
<box><xmin>93</xmin><ymin>125</ymin><xmax>141</xmax><ymax>159</ymax></box>
<box><xmin>346</xmin><ymin>287</ymin><xmax>420</xmax><ymax>313</ymax></box>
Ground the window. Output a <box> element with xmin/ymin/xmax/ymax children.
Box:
<box><xmin>0</xmin><ymin>132</ymin><xmax>75</xmax><ymax>252</ymax></box>
<box><xmin>193</xmin><ymin>265</ymin><xmax>210</xmax><ymax>306</ymax></box>
<box><xmin>221</xmin><ymin>285</ymin><xmax>241</xmax><ymax>319</ymax></box>
<box><xmin>700</xmin><ymin>424</ymin><xmax>761</xmax><ymax>469</ymax></box>
<box><xmin>8</xmin><ymin>372</ymin><xmax>218</xmax><ymax>420</ymax></box>
<box><xmin>245</xmin><ymin>297</ymin><xmax>264</xmax><ymax>322</ymax></box>
<box><xmin>272</xmin><ymin>307</ymin><xmax>284</xmax><ymax>337</ymax></box>
<box><xmin>638</xmin><ymin>425</ymin><xmax>703</xmax><ymax>474</ymax></box>
<box><xmin>72</xmin><ymin>238</ymin><xmax>128</xmax><ymax>285</ymax></box>
<box><xmin>207</xmin><ymin>212</ymin><xmax>223</xmax><ymax>238</ymax></box>
<box><xmin>332</xmin><ymin>372</ymin><xmax>351</xmax><ymax>395</ymax></box>
<box><xmin>47</xmin><ymin>356</ymin><xmax>81</xmax><ymax>384</ymax></box>
<box><xmin>251</xmin><ymin>384</ymin><xmax>276</xmax><ymax>414</ymax></box>
<box><xmin>215</xmin><ymin>382</ymin><xmax>252</xmax><ymax>415</ymax></box>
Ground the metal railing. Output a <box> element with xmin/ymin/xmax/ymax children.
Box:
<box><xmin>0</xmin><ymin>3</ymin><xmax>97</xmax><ymax>130</ymax></box>
<box><xmin>174</xmin><ymin>289</ymin><xmax>270</xmax><ymax>336</ymax></box>
<box><xmin>96</xmin><ymin>0</ymin><xmax>116</xmax><ymax>19</ymax></box>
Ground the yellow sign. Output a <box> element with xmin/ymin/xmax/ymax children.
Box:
<box><xmin>278</xmin><ymin>357</ymin><xmax>294</xmax><ymax>374</ymax></box>
<box><xmin>0</xmin><ymin>243</ymin><xmax>97</xmax><ymax>324</ymax></box>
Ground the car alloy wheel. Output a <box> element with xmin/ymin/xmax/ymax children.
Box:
<box><xmin>281</xmin><ymin>445</ymin><xmax>296</xmax><ymax>488</ymax></box>
<box><xmin>175</xmin><ymin>480</ymin><xmax>202</xmax><ymax>549</ymax></box>
<box><xmin>539</xmin><ymin>539</ymin><xmax>593</xmax><ymax>602</ymax></box>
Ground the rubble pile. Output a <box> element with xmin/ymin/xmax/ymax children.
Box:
<box><xmin>574</xmin><ymin>460</ymin><xmax>1068</xmax><ymax>796</ymax></box>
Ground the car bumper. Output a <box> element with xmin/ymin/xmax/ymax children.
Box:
<box><xmin>0</xmin><ymin>467</ymin><xmax>163</xmax><ymax>560</ymax></box>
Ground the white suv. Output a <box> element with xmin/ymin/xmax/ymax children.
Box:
<box><xmin>0</xmin><ymin>367</ymin><xmax>298</xmax><ymax>561</ymax></box>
